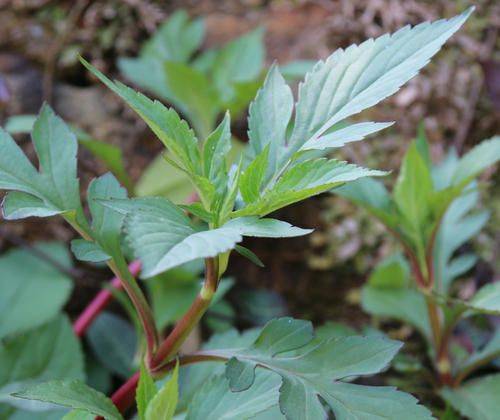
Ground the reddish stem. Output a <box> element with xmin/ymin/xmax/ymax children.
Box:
<box><xmin>73</xmin><ymin>260</ymin><xmax>142</xmax><ymax>337</ymax></box>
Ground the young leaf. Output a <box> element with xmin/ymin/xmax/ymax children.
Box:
<box><xmin>441</xmin><ymin>374</ymin><xmax>500</xmax><ymax>420</ymax></box>
<box><xmin>247</xmin><ymin>65</ymin><xmax>293</xmax><ymax>176</ymax></box>
<box><xmin>235</xmin><ymin>159</ymin><xmax>385</xmax><ymax>217</ymax></box>
<box><xmin>186</xmin><ymin>371</ymin><xmax>282</xmax><ymax>420</ymax></box>
<box><xmin>136</xmin><ymin>363</ymin><xmax>157</xmax><ymax>420</ymax></box>
<box><xmin>239</xmin><ymin>145</ymin><xmax>269</xmax><ymax>204</ymax></box>
<box><xmin>219</xmin><ymin>317</ymin><xmax>431</xmax><ymax>419</ymax></box>
<box><xmin>452</xmin><ymin>136</ymin><xmax>500</xmax><ymax>186</ymax></box>
<box><xmin>235</xmin><ymin>245</ymin><xmax>265</xmax><ymax>267</ymax></box>
<box><xmin>367</xmin><ymin>253</ymin><xmax>410</xmax><ymax>289</ymax></box>
<box><xmin>0</xmin><ymin>244</ymin><xmax>73</xmax><ymax>339</ymax></box>
<box><xmin>0</xmin><ymin>105</ymin><xmax>86</xmax><ymax>227</ymax></box>
<box><xmin>145</xmin><ymin>361</ymin><xmax>179</xmax><ymax>420</ymax></box>
<box><xmin>12</xmin><ymin>380</ymin><xmax>123</xmax><ymax>420</ymax></box>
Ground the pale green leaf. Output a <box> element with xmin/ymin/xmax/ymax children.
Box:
<box><xmin>286</xmin><ymin>8</ymin><xmax>472</xmax><ymax>163</ymax></box>
<box><xmin>441</xmin><ymin>374</ymin><xmax>500</xmax><ymax>420</ymax></box>
<box><xmin>145</xmin><ymin>362</ymin><xmax>178</xmax><ymax>420</ymax></box>
<box><xmin>301</xmin><ymin>121</ymin><xmax>394</xmax><ymax>151</ymax></box>
<box><xmin>468</xmin><ymin>283</ymin><xmax>500</xmax><ymax>315</ymax></box>
<box><xmin>452</xmin><ymin>136</ymin><xmax>500</xmax><ymax>186</ymax></box>
<box><xmin>247</xmin><ymin>65</ymin><xmax>293</xmax><ymax>175</ymax></box>
<box><xmin>12</xmin><ymin>380</ymin><xmax>123</xmax><ymax>420</ymax></box>
<box><xmin>367</xmin><ymin>253</ymin><xmax>410</xmax><ymax>289</ymax></box>
<box><xmin>0</xmin><ymin>244</ymin><xmax>73</xmax><ymax>339</ymax></box>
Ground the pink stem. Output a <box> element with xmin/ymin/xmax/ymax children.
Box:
<box><xmin>73</xmin><ymin>260</ymin><xmax>142</xmax><ymax>337</ymax></box>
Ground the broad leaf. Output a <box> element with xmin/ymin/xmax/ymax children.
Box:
<box><xmin>145</xmin><ymin>362</ymin><xmax>178</xmax><ymax>420</ymax></box>
<box><xmin>215</xmin><ymin>317</ymin><xmax>431</xmax><ymax>419</ymax></box>
<box><xmin>87</xmin><ymin>312</ymin><xmax>137</xmax><ymax>379</ymax></box>
<box><xmin>0</xmin><ymin>105</ymin><xmax>86</xmax><ymax>227</ymax></box>
<box><xmin>186</xmin><ymin>371</ymin><xmax>282</xmax><ymax>420</ymax></box>
<box><xmin>441</xmin><ymin>374</ymin><xmax>500</xmax><ymax>420</ymax></box>
<box><xmin>362</xmin><ymin>286</ymin><xmax>431</xmax><ymax>341</ymax></box>
<box><xmin>12</xmin><ymin>380</ymin><xmax>123</xmax><ymax>420</ymax></box>
<box><xmin>102</xmin><ymin>197</ymin><xmax>310</xmax><ymax>276</ymax></box>
<box><xmin>0</xmin><ymin>316</ymin><xmax>84</xmax><ymax>417</ymax></box>
<box><xmin>0</xmin><ymin>244</ymin><xmax>73</xmax><ymax>339</ymax></box>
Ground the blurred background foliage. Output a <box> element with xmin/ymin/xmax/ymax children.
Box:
<box><xmin>0</xmin><ymin>0</ymin><xmax>498</xmax><ymax>328</ymax></box>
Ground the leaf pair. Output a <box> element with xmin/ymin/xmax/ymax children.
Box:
<box><xmin>100</xmin><ymin>197</ymin><xmax>312</xmax><ymax>277</ymax></box>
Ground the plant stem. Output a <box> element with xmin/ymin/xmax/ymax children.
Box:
<box><xmin>73</xmin><ymin>260</ymin><xmax>142</xmax><ymax>336</ymax></box>
<box><xmin>109</xmin><ymin>371</ymin><xmax>140</xmax><ymax>415</ymax></box>
<box><xmin>150</xmin><ymin>257</ymin><xmax>218</xmax><ymax>373</ymax></box>
<box><xmin>108</xmin><ymin>258</ymin><xmax>159</xmax><ymax>361</ymax></box>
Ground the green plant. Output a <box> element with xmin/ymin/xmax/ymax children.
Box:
<box><xmin>335</xmin><ymin>129</ymin><xmax>500</xmax><ymax>418</ymax></box>
<box><xmin>0</xmin><ymin>8</ymin><xmax>474</xmax><ymax>419</ymax></box>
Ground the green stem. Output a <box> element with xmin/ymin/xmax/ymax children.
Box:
<box><xmin>150</xmin><ymin>258</ymin><xmax>218</xmax><ymax>373</ymax></box>
<box><xmin>108</xmin><ymin>258</ymin><xmax>159</xmax><ymax>361</ymax></box>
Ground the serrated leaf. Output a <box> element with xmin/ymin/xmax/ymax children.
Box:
<box><xmin>236</xmin><ymin>158</ymin><xmax>386</xmax><ymax>217</ymax></box>
<box><xmin>81</xmin><ymin>58</ymin><xmax>201</xmax><ymax>176</ymax></box>
<box><xmin>71</xmin><ymin>239</ymin><xmax>110</xmax><ymax>263</ymax></box>
<box><xmin>186</xmin><ymin>371</ymin><xmax>282</xmax><ymax>420</ymax></box>
<box><xmin>218</xmin><ymin>317</ymin><xmax>429</xmax><ymax>419</ymax></box>
<box><xmin>452</xmin><ymin>136</ymin><xmax>500</xmax><ymax>186</ymax></box>
<box><xmin>301</xmin><ymin>121</ymin><xmax>394</xmax><ymax>151</ymax></box>
<box><xmin>285</xmin><ymin>8</ymin><xmax>472</xmax><ymax>164</ymax></box>
<box><xmin>136</xmin><ymin>363</ymin><xmax>157</xmax><ymax>420</ymax></box>
<box><xmin>12</xmin><ymin>380</ymin><xmax>123</xmax><ymax>420</ymax></box>
<box><xmin>0</xmin><ymin>105</ymin><xmax>86</xmax><ymax>227</ymax></box>
<box><xmin>247</xmin><ymin>65</ymin><xmax>293</xmax><ymax>176</ymax></box>
<box><xmin>0</xmin><ymin>315</ymin><xmax>84</xmax><ymax>417</ymax></box>
<box><xmin>433</xmin><ymin>183</ymin><xmax>488</xmax><ymax>292</ymax></box>
<box><xmin>239</xmin><ymin>145</ymin><xmax>269</xmax><ymax>204</ymax></box>
<box><xmin>202</xmin><ymin>113</ymin><xmax>231</xmax><ymax>193</ymax></box>
<box><xmin>87</xmin><ymin>312</ymin><xmax>137</xmax><ymax>379</ymax></box>
<box><xmin>0</xmin><ymin>244</ymin><xmax>73</xmax><ymax>339</ymax></box>
<box><xmin>441</xmin><ymin>374</ymin><xmax>500</xmax><ymax>420</ymax></box>
<box><xmin>467</xmin><ymin>283</ymin><xmax>500</xmax><ymax>315</ymax></box>
<box><xmin>145</xmin><ymin>361</ymin><xmax>178</xmax><ymax>420</ymax></box>
<box><xmin>103</xmin><ymin>197</ymin><xmax>310</xmax><ymax>276</ymax></box>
